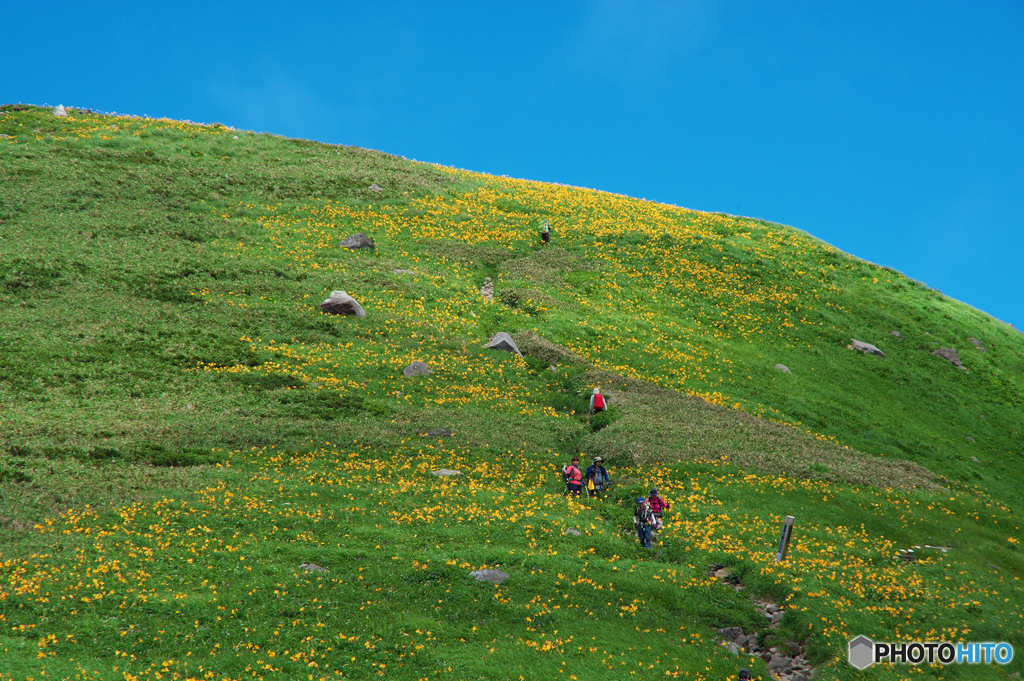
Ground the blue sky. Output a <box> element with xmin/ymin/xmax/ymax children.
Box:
<box><xmin>6</xmin><ymin>1</ymin><xmax>1023</xmax><ymax>329</ymax></box>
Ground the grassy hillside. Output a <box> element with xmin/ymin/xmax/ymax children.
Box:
<box><xmin>1</xmin><ymin>104</ymin><xmax>1021</xmax><ymax>681</ymax></box>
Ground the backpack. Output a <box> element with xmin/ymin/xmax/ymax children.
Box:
<box><xmin>593</xmin><ymin>393</ymin><xmax>605</xmax><ymax>410</ymax></box>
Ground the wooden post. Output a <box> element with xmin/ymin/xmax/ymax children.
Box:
<box><xmin>776</xmin><ymin>515</ymin><xmax>795</xmax><ymax>562</ymax></box>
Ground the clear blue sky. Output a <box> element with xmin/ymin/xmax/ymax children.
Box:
<box><xmin>6</xmin><ymin>2</ymin><xmax>1023</xmax><ymax>329</ymax></box>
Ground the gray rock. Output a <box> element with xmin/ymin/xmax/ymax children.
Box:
<box><xmin>969</xmin><ymin>337</ymin><xmax>986</xmax><ymax>351</ymax></box>
<box><xmin>768</xmin><ymin>654</ymin><xmax>793</xmax><ymax>673</ymax></box>
<box><xmin>484</xmin><ymin>332</ymin><xmax>523</xmax><ymax>357</ymax></box>
<box><xmin>735</xmin><ymin>634</ymin><xmax>755</xmax><ymax>652</ymax></box>
<box><xmin>765</xmin><ymin>604</ymin><xmax>780</xmax><ymax>614</ymax></box>
<box><xmin>469</xmin><ymin>568</ymin><xmax>509</xmax><ymax>584</ymax></box>
<box><xmin>563</xmin><ymin>527</ymin><xmax>581</xmax><ymax>536</ymax></box>
<box><xmin>718</xmin><ymin>627</ymin><xmax>744</xmax><ymax>641</ymax></box>
<box><xmin>889</xmin><ymin>330</ymin><xmax>904</xmax><ymax>338</ymax></box>
<box><xmin>786</xmin><ymin>641</ymin><xmax>802</xmax><ymax>656</ymax></box>
<box><xmin>849</xmin><ymin>339</ymin><xmax>885</xmax><ymax>357</ymax></box>
<box><xmin>967</xmin><ymin>437</ymin><xmax>975</xmax><ymax>443</ymax></box>
<box><xmin>714</xmin><ymin>568</ymin><xmax>733</xmax><ymax>580</ymax></box>
<box><xmin>52</xmin><ymin>104</ymin><xmax>67</xmax><ymax>117</ymax></box>
<box><xmin>480</xmin><ymin>277</ymin><xmax>494</xmax><ymax>301</ymax></box>
<box><xmin>298</xmin><ymin>563</ymin><xmax>328</xmax><ymax>573</ymax></box>
<box><xmin>340</xmin><ymin>233</ymin><xmax>375</xmax><ymax>250</ymax></box>
<box><xmin>971</xmin><ymin>456</ymin><xmax>981</xmax><ymax>463</ymax></box>
<box><xmin>725</xmin><ymin>642</ymin><xmax>740</xmax><ymax>656</ymax></box>
<box><xmin>432</xmin><ymin>469</ymin><xmax>463</xmax><ymax>476</ymax></box>
<box><xmin>792</xmin><ymin>673</ymin><xmax>809</xmax><ymax>681</ymax></box>
<box><xmin>427</xmin><ymin>428</ymin><xmax>452</xmax><ymax>439</ymax></box>
<box><xmin>772</xmin><ymin>611</ymin><xmax>785</xmax><ymax>625</ymax></box>
<box><xmin>368</xmin><ymin>183</ymin><xmax>383</xmax><ymax>192</ymax></box>
<box><xmin>932</xmin><ymin>347</ymin><xmax>968</xmax><ymax>371</ymax></box>
<box><xmin>403</xmin><ymin>361</ymin><xmax>432</xmax><ymax>377</ymax></box>
<box><xmin>320</xmin><ymin>291</ymin><xmax>366</xmax><ymax>317</ymax></box>
<box><xmin>774</xmin><ymin>364</ymin><xmax>791</xmax><ymax>373</ymax></box>
<box><xmin>393</xmin><ymin>269</ymin><xmax>415</xmax><ymax>275</ymax></box>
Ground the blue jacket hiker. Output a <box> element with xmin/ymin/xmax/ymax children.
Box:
<box><xmin>585</xmin><ymin>457</ymin><xmax>609</xmax><ymax>495</ymax></box>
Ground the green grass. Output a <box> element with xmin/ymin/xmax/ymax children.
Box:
<box><xmin>1</xmin><ymin>104</ymin><xmax>1022</xmax><ymax>680</ymax></box>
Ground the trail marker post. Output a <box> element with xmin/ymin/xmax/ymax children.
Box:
<box><xmin>776</xmin><ymin>515</ymin><xmax>796</xmax><ymax>562</ymax></box>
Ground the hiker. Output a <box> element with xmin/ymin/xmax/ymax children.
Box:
<box><xmin>589</xmin><ymin>387</ymin><xmax>607</xmax><ymax>416</ymax></box>
<box><xmin>648</xmin><ymin>488</ymin><xmax>670</xmax><ymax>520</ymax></box>
<box><xmin>585</xmin><ymin>456</ymin><xmax>609</xmax><ymax>495</ymax></box>
<box><xmin>634</xmin><ymin>497</ymin><xmax>660</xmax><ymax>548</ymax></box>
<box><xmin>562</xmin><ymin>456</ymin><xmax>582</xmax><ymax>496</ymax></box>
<box><xmin>540</xmin><ymin>218</ymin><xmax>551</xmax><ymax>244</ymax></box>
<box><xmin>738</xmin><ymin>669</ymin><xmax>751</xmax><ymax>680</ymax></box>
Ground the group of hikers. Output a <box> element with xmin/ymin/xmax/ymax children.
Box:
<box><xmin>562</xmin><ymin>453</ymin><xmax>671</xmax><ymax>549</ymax></box>
<box><xmin>560</xmin><ymin>386</ymin><xmax>673</xmax><ymax>548</ymax></box>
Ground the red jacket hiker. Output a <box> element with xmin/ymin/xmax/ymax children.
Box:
<box><xmin>648</xmin><ymin>489</ymin><xmax>670</xmax><ymax>517</ymax></box>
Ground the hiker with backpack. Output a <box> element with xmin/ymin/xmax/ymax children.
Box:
<box><xmin>540</xmin><ymin>218</ymin><xmax>551</xmax><ymax>244</ymax></box>
<box><xmin>648</xmin><ymin>488</ymin><xmax>670</xmax><ymax>520</ymax></box>
<box><xmin>634</xmin><ymin>497</ymin><xmax>661</xmax><ymax>549</ymax></box>
<box><xmin>562</xmin><ymin>456</ymin><xmax>583</xmax><ymax>496</ymax></box>
<box><xmin>585</xmin><ymin>456</ymin><xmax>610</xmax><ymax>495</ymax></box>
<box><xmin>589</xmin><ymin>387</ymin><xmax>607</xmax><ymax>416</ymax></box>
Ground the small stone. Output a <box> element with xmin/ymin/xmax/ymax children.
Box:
<box><xmin>849</xmin><ymin>339</ymin><xmax>885</xmax><ymax>357</ymax></box>
<box><xmin>969</xmin><ymin>338</ymin><xmax>986</xmax><ymax>351</ymax></box>
<box><xmin>765</xmin><ymin>605</ymin><xmax>780</xmax><ymax>614</ymax></box>
<box><xmin>232</xmin><ymin>135</ymin><xmax>238</xmax><ymax>139</ymax></box>
<box><xmin>889</xmin><ymin>330</ymin><xmax>904</xmax><ymax>338</ymax></box>
<box><xmin>427</xmin><ymin>428</ymin><xmax>452</xmax><ymax>439</ymax></box>
<box><xmin>563</xmin><ymin>527</ymin><xmax>581</xmax><ymax>536</ymax></box>
<box><xmin>725</xmin><ymin>642</ymin><xmax>740</xmax><ymax>656</ymax></box>
<box><xmin>403</xmin><ymin>361</ymin><xmax>432</xmax><ymax>377</ymax></box>
<box><xmin>774</xmin><ymin>364</ymin><xmax>791</xmax><ymax>373</ymax></box>
<box><xmin>480</xmin><ymin>277</ymin><xmax>494</xmax><ymax>301</ymax></box>
<box><xmin>369</xmin><ymin>183</ymin><xmax>384</xmax><ymax>192</ymax></box>
<box><xmin>433</xmin><ymin>469</ymin><xmax>462</xmax><ymax>476</ymax></box>
<box><xmin>772</xmin><ymin>611</ymin><xmax>785</xmax><ymax>625</ymax></box>
<box><xmin>393</xmin><ymin>269</ymin><xmax>415</xmax><ymax>274</ymax></box>
<box><xmin>988</xmin><ymin>563</ymin><xmax>999</xmax><ymax>572</ymax></box>
<box><xmin>469</xmin><ymin>568</ymin><xmax>509</xmax><ymax>584</ymax></box>
<box><xmin>768</xmin><ymin>654</ymin><xmax>793</xmax><ymax>673</ymax></box>
<box><xmin>714</xmin><ymin>568</ymin><xmax>733</xmax><ymax>580</ymax></box>
<box><xmin>52</xmin><ymin>104</ymin><xmax>67</xmax><ymax>117</ymax></box>
<box><xmin>932</xmin><ymin>347</ymin><xmax>968</xmax><ymax>371</ymax></box>
<box><xmin>718</xmin><ymin>627</ymin><xmax>743</xmax><ymax>641</ymax></box>
<box><xmin>971</xmin><ymin>456</ymin><xmax>980</xmax><ymax>463</ymax></box>
<box><xmin>298</xmin><ymin>563</ymin><xmax>328</xmax><ymax>573</ymax></box>
<box><xmin>967</xmin><ymin>437</ymin><xmax>975</xmax><ymax>443</ymax></box>
<box><xmin>340</xmin><ymin>233</ymin><xmax>375</xmax><ymax>250</ymax></box>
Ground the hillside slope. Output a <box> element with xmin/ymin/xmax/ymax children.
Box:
<box><xmin>1</xmin><ymin>105</ymin><xmax>1021</xmax><ymax>680</ymax></box>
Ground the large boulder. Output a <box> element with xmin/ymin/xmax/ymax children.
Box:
<box><xmin>849</xmin><ymin>339</ymin><xmax>885</xmax><ymax>357</ymax></box>
<box><xmin>484</xmin><ymin>332</ymin><xmax>523</xmax><ymax>357</ymax></box>
<box><xmin>52</xmin><ymin>105</ymin><xmax>68</xmax><ymax>117</ymax></box>
<box><xmin>340</xmin><ymin>233</ymin><xmax>375</xmax><ymax>250</ymax></box>
<box><xmin>933</xmin><ymin>347</ymin><xmax>968</xmax><ymax>371</ymax></box>
<box><xmin>320</xmin><ymin>291</ymin><xmax>366</xmax><ymax>317</ymax></box>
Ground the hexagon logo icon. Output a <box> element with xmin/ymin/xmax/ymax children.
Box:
<box><xmin>849</xmin><ymin>635</ymin><xmax>875</xmax><ymax>669</ymax></box>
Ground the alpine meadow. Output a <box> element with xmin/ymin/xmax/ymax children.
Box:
<box><xmin>1</xmin><ymin>104</ymin><xmax>1022</xmax><ymax>681</ymax></box>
